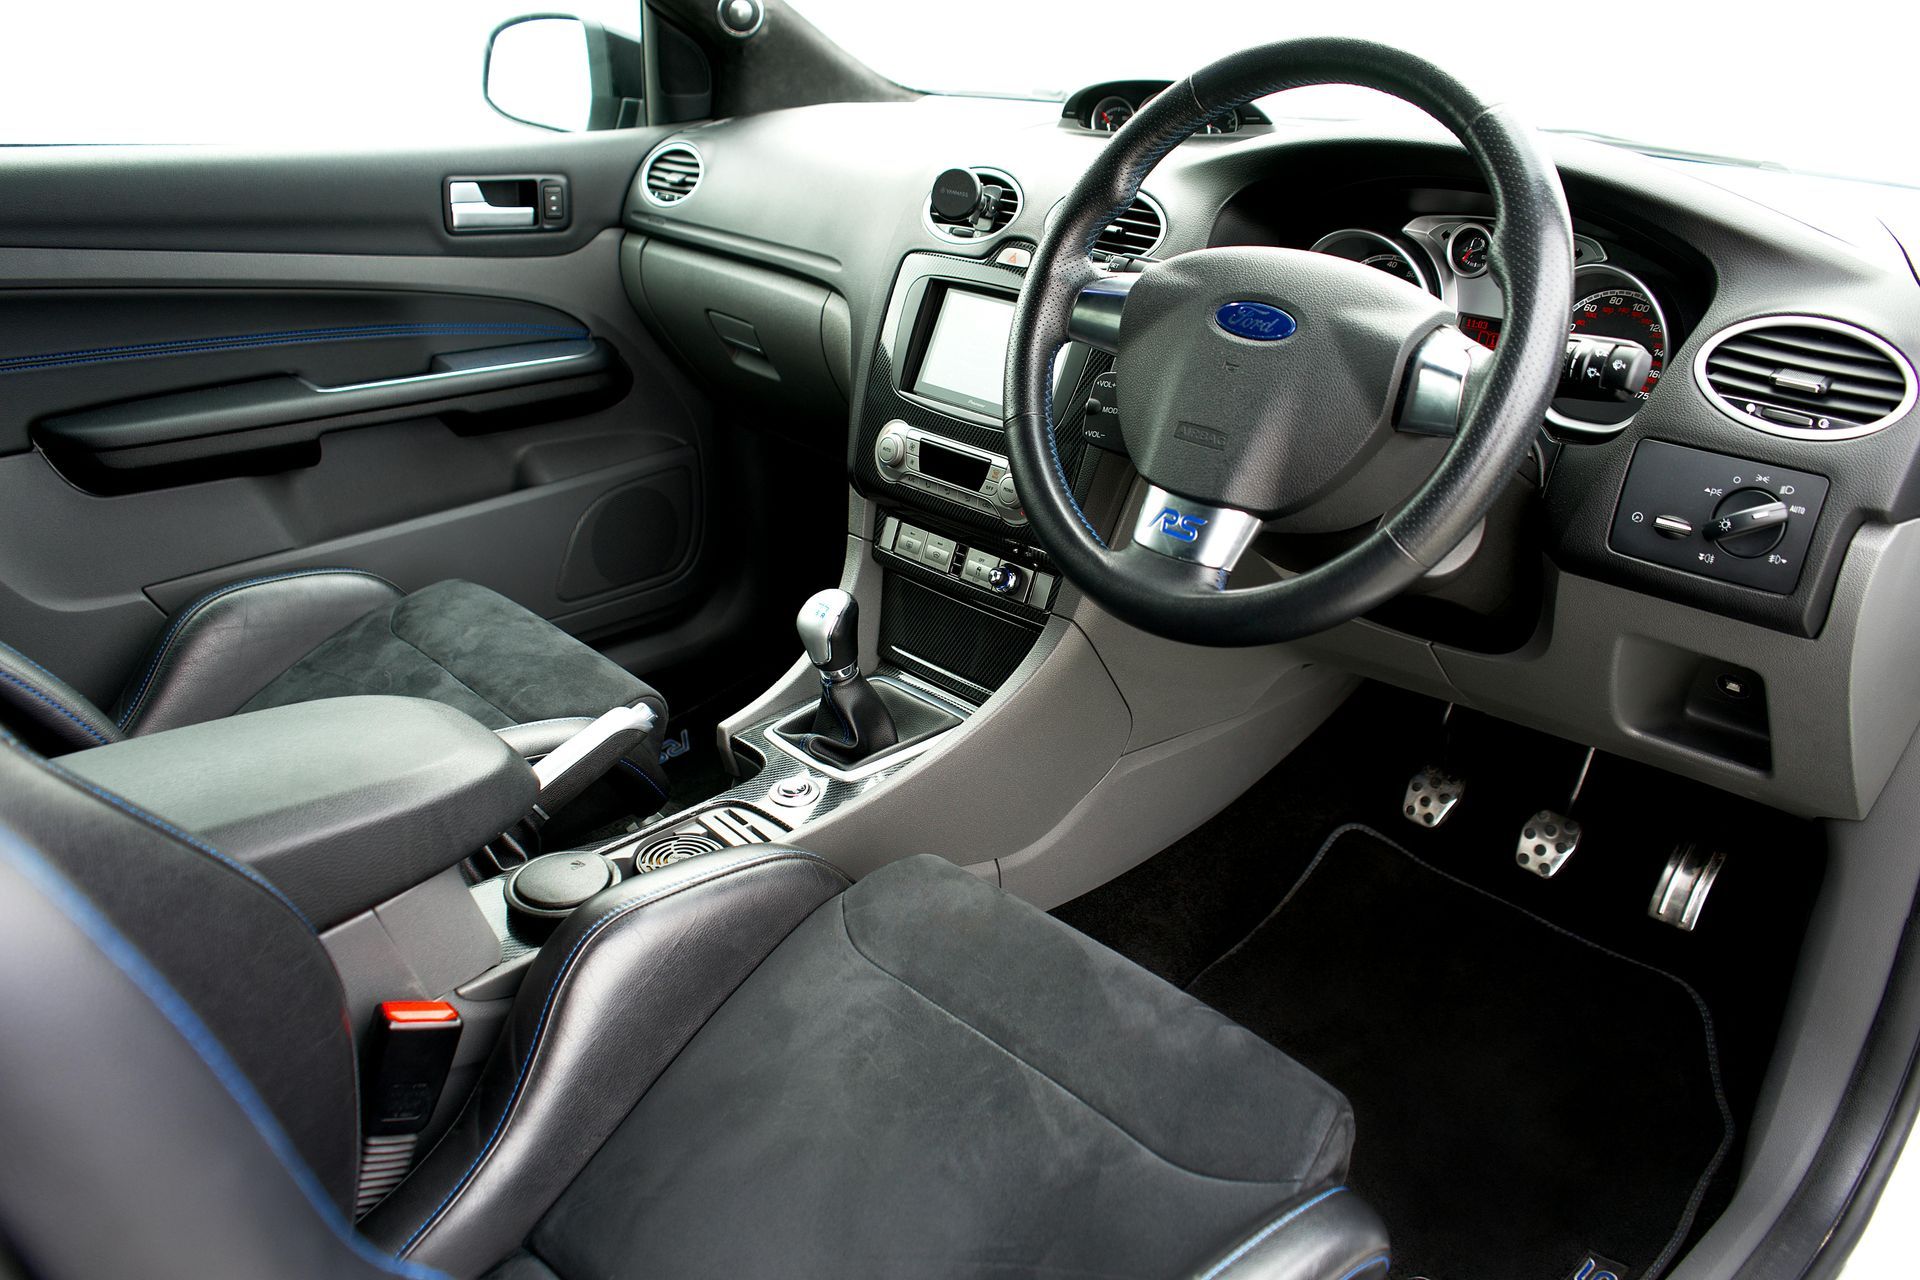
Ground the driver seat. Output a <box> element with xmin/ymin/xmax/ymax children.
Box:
<box><xmin>0</xmin><ymin>731</ymin><xmax>1390</xmax><ymax>1280</ymax></box>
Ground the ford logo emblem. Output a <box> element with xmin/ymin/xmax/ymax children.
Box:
<box><xmin>1215</xmin><ymin>301</ymin><xmax>1296</xmax><ymax>341</ymax></box>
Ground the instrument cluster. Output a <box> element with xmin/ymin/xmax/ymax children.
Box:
<box><xmin>1311</xmin><ymin>218</ymin><xmax>1672</xmax><ymax>434</ymax></box>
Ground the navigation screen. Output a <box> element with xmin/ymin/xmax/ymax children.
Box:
<box><xmin>914</xmin><ymin>288</ymin><xmax>1017</xmax><ymax>416</ymax></box>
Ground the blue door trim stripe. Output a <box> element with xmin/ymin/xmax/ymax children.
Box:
<box><xmin>1</xmin><ymin>322</ymin><xmax>588</xmax><ymax>376</ymax></box>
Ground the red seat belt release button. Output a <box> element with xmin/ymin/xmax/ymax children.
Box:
<box><xmin>364</xmin><ymin>1000</ymin><xmax>462</xmax><ymax>1136</ymax></box>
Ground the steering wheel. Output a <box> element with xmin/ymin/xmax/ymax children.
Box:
<box><xmin>1005</xmin><ymin>39</ymin><xmax>1573</xmax><ymax>646</ymax></box>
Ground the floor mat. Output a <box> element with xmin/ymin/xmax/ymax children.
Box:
<box><xmin>1186</xmin><ymin>824</ymin><xmax>1731</xmax><ymax>1280</ymax></box>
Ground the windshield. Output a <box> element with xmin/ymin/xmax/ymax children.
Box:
<box><xmin>793</xmin><ymin>0</ymin><xmax>1916</xmax><ymax>189</ymax></box>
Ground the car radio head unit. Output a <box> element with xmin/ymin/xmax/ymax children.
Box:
<box><xmin>872</xmin><ymin>420</ymin><xmax>1024</xmax><ymax>524</ymax></box>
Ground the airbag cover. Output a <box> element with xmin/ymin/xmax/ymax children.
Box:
<box><xmin>1117</xmin><ymin>246</ymin><xmax>1451</xmax><ymax>515</ymax></box>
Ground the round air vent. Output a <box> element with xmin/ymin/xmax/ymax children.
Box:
<box><xmin>641</xmin><ymin>142</ymin><xmax>704</xmax><ymax>207</ymax></box>
<box><xmin>924</xmin><ymin>167</ymin><xmax>1022</xmax><ymax>242</ymax></box>
<box><xmin>634</xmin><ymin>831</ymin><xmax>722</xmax><ymax>870</ymax></box>
<box><xmin>1091</xmin><ymin>192</ymin><xmax>1167</xmax><ymax>261</ymax></box>
<box><xmin>1694</xmin><ymin>315</ymin><xmax>1915</xmax><ymax>440</ymax></box>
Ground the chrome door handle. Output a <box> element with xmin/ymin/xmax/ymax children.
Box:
<box><xmin>448</xmin><ymin>180</ymin><xmax>535</xmax><ymax>230</ymax></box>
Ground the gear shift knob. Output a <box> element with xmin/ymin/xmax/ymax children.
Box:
<box><xmin>797</xmin><ymin>588</ymin><xmax>859</xmax><ymax>679</ymax></box>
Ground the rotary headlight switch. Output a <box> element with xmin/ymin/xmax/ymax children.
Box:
<box><xmin>1607</xmin><ymin>440</ymin><xmax>1829</xmax><ymax>594</ymax></box>
<box><xmin>1706</xmin><ymin>489</ymin><xmax>1791</xmax><ymax>558</ymax></box>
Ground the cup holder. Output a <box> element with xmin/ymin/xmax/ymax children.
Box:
<box><xmin>634</xmin><ymin>830</ymin><xmax>724</xmax><ymax>870</ymax></box>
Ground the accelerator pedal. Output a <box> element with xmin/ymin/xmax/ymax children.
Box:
<box><xmin>1649</xmin><ymin>842</ymin><xmax>1728</xmax><ymax>931</ymax></box>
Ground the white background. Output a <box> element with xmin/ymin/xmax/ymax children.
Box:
<box><xmin>1</xmin><ymin>1</ymin><xmax>1912</xmax><ymax>190</ymax></box>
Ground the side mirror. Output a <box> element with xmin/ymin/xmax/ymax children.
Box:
<box><xmin>484</xmin><ymin>15</ymin><xmax>645</xmax><ymax>132</ymax></box>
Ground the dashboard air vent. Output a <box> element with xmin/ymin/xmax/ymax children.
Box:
<box><xmin>641</xmin><ymin>143</ymin><xmax>703</xmax><ymax>206</ymax></box>
<box><xmin>1696</xmin><ymin>316</ymin><xmax>1914</xmax><ymax>439</ymax></box>
<box><xmin>925</xmin><ymin>167</ymin><xmax>1021</xmax><ymax>241</ymax></box>
<box><xmin>1092</xmin><ymin>194</ymin><xmax>1166</xmax><ymax>260</ymax></box>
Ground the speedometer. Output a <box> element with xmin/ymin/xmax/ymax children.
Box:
<box><xmin>1547</xmin><ymin>265</ymin><xmax>1670</xmax><ymax>434</ymax></box>
<box><xmin>1568</xmin><ymin>285</ymin><xmax>1665</xmax><ymax>397</ymax></box>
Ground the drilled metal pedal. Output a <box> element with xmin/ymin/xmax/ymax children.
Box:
<box><xmin>1516</xmin><ymin>810</ymin><xmax>1582</xmax><ymax>877</ymax></box>
<box><xmin>1650</xmin><ymin>843</ymin><xmax>1727</xmax><ymax>930</ymax></box>
<box><xmin>1403</xmin><ymin>767</ymin><xmax>1465</xmax><ymax>828</ymax></box>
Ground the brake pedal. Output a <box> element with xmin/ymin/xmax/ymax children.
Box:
<box><xmin>1514</xmin><ymin>747</ymin><xmax>1595</xmax><ymax>878</ymax></box>
<box><xmin>1649</xmin><ymin>843</ymin><xmax>1727</xmax><ymax>930</ymax></box>
<box><xmin>1403</xmin><ymin>767</ymin><xmax>1465</xmax><ymax>828</ymax></box>
<box><xmin>1515</xmin><ymin>810</ymin><xmax>1583</xmax><ymax>877</ymax></box>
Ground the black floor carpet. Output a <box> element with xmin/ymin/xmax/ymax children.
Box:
<box><xmin>1054</xmin><ymin>683</ymin><xmax>1823</xmax><ymax>1280</ymax></box>
<box><xmin>1189</xmin><ymin>825</ymin><xmax>1728</xmax><ymax>1280</ymax></box>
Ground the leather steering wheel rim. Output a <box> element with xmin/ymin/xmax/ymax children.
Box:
<box><xmin>1004</xmin><ymin>38</ymin><xmax>1574</xmax><ymax>646</ymax></box>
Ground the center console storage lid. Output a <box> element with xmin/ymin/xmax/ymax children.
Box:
<box><xmin>61</xmin><ymin>696</ymin><xmax>534</xmax><ymax>929</ymax></box>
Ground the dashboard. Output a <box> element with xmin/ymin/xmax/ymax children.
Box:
<box><xmin>620</xmin><ymin>85</ymin><xmax>1920</xmax><ymax>820</ymax></box>
<box><xmin>1057</xmin><ymin>81</ymin><xmax>1271</xmax><ymax>136</ymax></box>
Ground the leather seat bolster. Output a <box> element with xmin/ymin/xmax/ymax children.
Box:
<box><xmin>0</xmin><ymin>810</ymin><xmax>412</xmax><ymax>1279</ymax></box>
<box><xmin>0</xmin><ymin>641</ymin><xmax>122</xmax><ymax>754</ymax></box>
<box><xmin>364</xmin><ymin>846</ymin><xmax>852</xmax><ymax>1277</ymax></box>
<box><xmin>115</xmin><ymin>568</ymin><xmax>403</xmax><ymax>737</ymax></box>
<box><xmin>1190</xmin><ymin>1186</ymin><xmax>1391</xmax><ymax>1280</ymax></box>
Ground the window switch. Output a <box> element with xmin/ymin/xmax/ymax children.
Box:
<box><xmin>540</xmin><ymin>181</ymin><xmax>566</xmax><ymax>225</ymax></box>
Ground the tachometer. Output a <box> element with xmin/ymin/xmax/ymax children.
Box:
<box><xmin>1090</xmin><ymin>96</ymin><xmax>1134</xmax><ymax>132</ymax></box>
<box><xmin>1308</xmin><ymin>228</ymin><xmax>1436</xmax><ymax>296</ymax></box>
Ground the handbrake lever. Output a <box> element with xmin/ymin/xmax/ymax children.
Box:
<box><xmin>530</xmin><ymin>703</ymin><xmax>657</xmax><ymax>822</ymax></box>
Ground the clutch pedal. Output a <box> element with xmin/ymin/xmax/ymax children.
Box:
<box><xmin>1649</xmin><ymin>843</ymin><xmax>1728</xmax><ymax>931</ymax></box>
<box><xmin>1403</xmin><ymin>767</ymin><xmax>1465</xmax><ymax>828</ymax></box>
<box><xmin>1403</xmin><ymin>703</ymin><xmax>1465</xmax><ymax>829</ymax></box>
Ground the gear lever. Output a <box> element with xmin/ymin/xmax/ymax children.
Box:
<box><xmin>794</xmin><ymin>588</ymin><xmax>897</xmax><ymax>767</ymax></box>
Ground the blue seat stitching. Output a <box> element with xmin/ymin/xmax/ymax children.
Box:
<box><xmin>1194</xmin><ymin>1186</ymin><xmax>1348</xmax><ymax>1280</ymax></box>
<box><xmin>617</xmin><ymin>756</ymin><xmax>668</xmax><ymax>800</ymax></box>
<box><xmin>0</xmin><ymin>639</ymin><xmax>80</xmax><ymax>687</ymax></box>
<box><xmin>3</xmin><ymin>734</ymin><xmax>316</xmax><ymax>933</ymax></box>
<box><xmin>1334</xmin><ymin>1254</ymin><xmax>1391</xmax><ymax>1280</ymax></box>
<box><xmin>117</xmin><ymin>567</ymin><xmax>398</xmax><ymax>731</ymax></box>
<box><xmin>1</xmin><ymin>323</ymin><xmax>588</xmax><ymax>376</ymax></box>
<box><xmin>0</xmin><ymin>668</ymin><xmax>112</xmax><ymax>745</ymax></box>
<box><xmin>0</xmin><ymin>832</ymin><xmax>447</xmax><ymax>1280</ymax></box>
<box><xmin>397</xmin><ymin>850</ymin><xmax>838</xmax><ymax>1255</ymax></box>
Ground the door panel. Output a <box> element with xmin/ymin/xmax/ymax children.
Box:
<box><xmin>0</xmin><ymin>135</ymin><xmax>717</xmax><ymax>706</ymax></box>
<box><xmin>0</xmin><ymin>134</ymin><xmax>660</xmax><ymax>256</ymax></box>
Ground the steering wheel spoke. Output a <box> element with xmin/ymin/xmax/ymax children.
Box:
<box><xmin>1394</xmin><ymin>325</ymin><xmax>1484</xmax><ymax>438</ymax></box>
<box><xmin>1130</xmin><ymin>484</ymin><xmax>1264</xmax><ymax>576</ymax></box>
<box><xmin>1066</xmin><ymin>272</ymin><xmax>1139</xmax><ymax>353</ymax></box>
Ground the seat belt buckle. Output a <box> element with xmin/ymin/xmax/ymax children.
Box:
<box><xmin>364</xmin><ymin>1000</ymin><xmax>462</xmax><ymax>1135</ymax></box>
<box><xmin>355</xmin><ymin>1000</ymin><xmax>463</xmax><ymax>1218</ymax></box>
